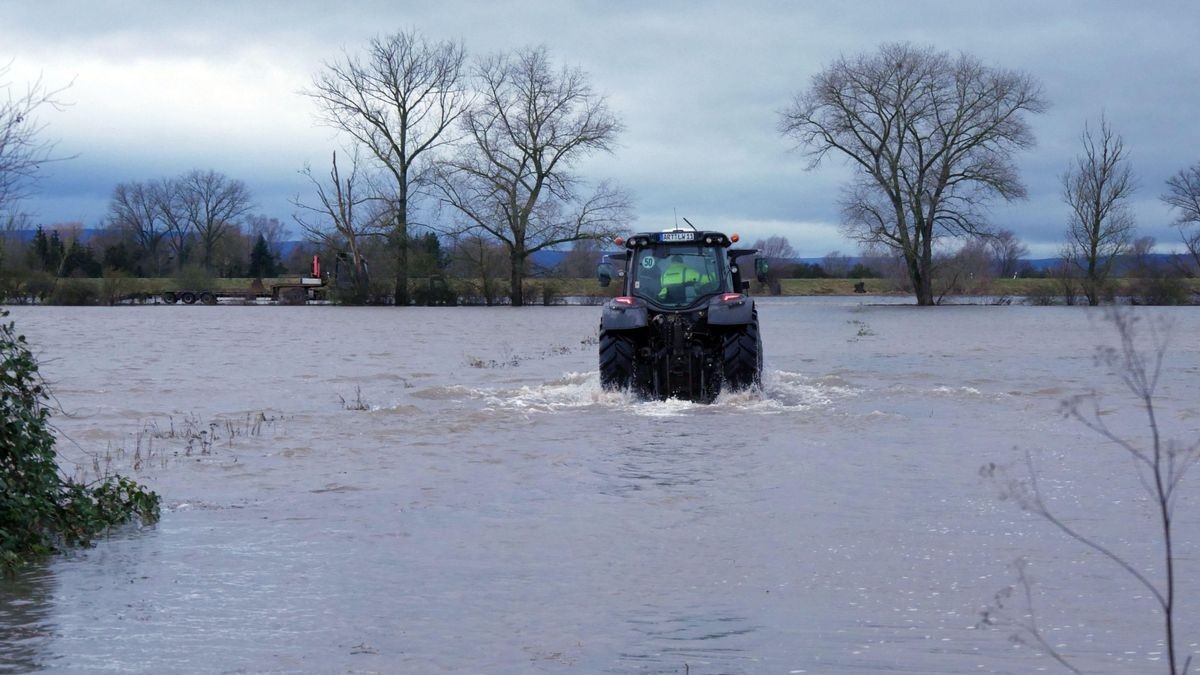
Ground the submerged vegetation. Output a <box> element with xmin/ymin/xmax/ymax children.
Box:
<box><xmin>0</xmin><ymin>309</ymin><xmax>159</xmax><ymax>574</ymax></box>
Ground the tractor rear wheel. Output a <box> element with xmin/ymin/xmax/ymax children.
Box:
<box><xmin>721</xmin><ymin>318</ymin><xmax>762</xmax><ymax>391</ymax></box>
<box><xmin>599</xmin><ymin>330</ymin><xmax>637</xmax><ymax>391</ymax></box>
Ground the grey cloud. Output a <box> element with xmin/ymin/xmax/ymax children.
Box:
<box><xmin>3</xmin><ymin>0</ymin><xmax>1197</xmax><ymax>255</ymax></box>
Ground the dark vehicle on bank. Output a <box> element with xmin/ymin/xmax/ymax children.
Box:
<box><xmin>597</xmin><ymin>227</ymin><xmax>768</xmax><ymax>402</ymax></box>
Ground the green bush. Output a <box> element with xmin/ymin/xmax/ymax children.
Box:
<box><xmin>0</xmin><ymin>310</ymin><xmax>159</xmax><ymax>574</ymax></box>
<box><xmin>48</xmin><ymin>279</ymin><xmax>100</xmax><ymax>306</ymax></box>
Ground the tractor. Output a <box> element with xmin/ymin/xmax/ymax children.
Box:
<box><xmin>597</xmin><ymin>227</ymin><xmax>768</xmax><ymax>402</ymax></box>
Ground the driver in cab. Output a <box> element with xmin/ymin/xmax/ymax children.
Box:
<box><xmin>658</xmin><ymin>255</ymin><xmax>710</xmax><ymax>301</ymax></box>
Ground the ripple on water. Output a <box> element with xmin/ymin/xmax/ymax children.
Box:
<box><xmin>616</xmin><ymin>606</ymin><xmax>758</xmax><ymax>673</ymax></box>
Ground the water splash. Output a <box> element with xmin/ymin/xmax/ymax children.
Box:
<box><xmin>471</xmin><ymin>369</ymin><xmax>858</xmax><ymax>415</ymax></box>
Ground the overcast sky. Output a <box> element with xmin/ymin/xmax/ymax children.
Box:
<box><xmin>3</xmin><ymin>0</ymin><xmax>1197</xmax><ymax>256</ymax></box>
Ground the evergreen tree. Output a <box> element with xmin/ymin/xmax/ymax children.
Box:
<box><xmin>61</xmin><ymin>240</ymin><xmax>102</xmax><ymax>278</ymax></box>
<box><xmin>247</xmin><ymin>234</ymin><xmax>277</xmax><ymax>278</ymax></box>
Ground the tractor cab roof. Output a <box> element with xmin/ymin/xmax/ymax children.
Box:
<box><xmin>621</xmin><ymin>230</ymin><xmax>736</xmax><ymax>249</ymax></box>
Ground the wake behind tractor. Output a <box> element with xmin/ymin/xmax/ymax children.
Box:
<box><xmin>597</xmin><ymin>227</ymin><xmax>768</xmax><ymax>402</ymax></box>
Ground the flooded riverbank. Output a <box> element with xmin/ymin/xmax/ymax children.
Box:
<box><xmin>2</xmin><ymin>299</ymin><xmax>1199</xmax><ymax>673</ymax></box>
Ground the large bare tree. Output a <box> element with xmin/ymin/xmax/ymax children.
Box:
<box><xmin>108</xmin><ymin>181</ymin><xmax>167</xmax><ymax>275</ymax></box>
<box><xmin>0</xmin><ymin>62</ymin><xmax>69</xmax><ymax>212</ymax></box>
<box><xmin>1162</xmin><ymin>162</ymin><xmax>1200</xmax><ymax>274</ymax></box>
<box><xmin>780</xmin><ymin>42</ymin><xmax>1046</xmax><ymax>305</ymax></box>
<box><xmin>1063</xmin><ymin>116</ymin><xmax>1136</xmax><ymax>306</ymax></box>
<box><xmin>148</xmin><ymin>171</ymin><xmax>251</xmax><ymax>272</ymax></box>
<box><xmin>293</xmin><ymin>150</ymin><xmax>383</xmax><ymax>301</ymax></box>
<box><xmin>437</xmin><ymin>47</ymin><xmax>630</xmax><ymax>306</ymax></box>
<box><xmin>307</xmin><ymin>30</ymin><xmax>467</xmax><ymax>306</ymax></box>
<box><xmin>176</xmin><ymin>169</ymin><xmax>253</xmax><ymax>271</ymax></box>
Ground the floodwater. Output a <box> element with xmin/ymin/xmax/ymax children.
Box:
<box><xmin>2</xmin><ymin>298</ymin><xmax>1199</xmax><ymax>674</ymax></box>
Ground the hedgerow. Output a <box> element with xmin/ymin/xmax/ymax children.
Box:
<box><xmin>0</xmin><ymin>309</ymin><xmax>159</xmax><ymax>573</ymax></box>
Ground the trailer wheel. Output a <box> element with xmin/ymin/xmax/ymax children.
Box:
<box><xmin>199</xmin><ymin>292</ymin><xmax>217</xmax><ymax>305</ymax></box>
<box><xmin>721</xmin><ymin>317</ymin><xmax>762</xmax><ymax>391</ymax></box>
<box><xmin>180</xmin><ymin>291</ymin><xmax>197</xmax><ymax>305</ymax></box>
<box><xmin>599</xmin><ymin>329</ymin><xmax>637</xmax><ymax>392</ymax></box>
<box><xmin>162</xmin><ymin>292</ymin><xmax>178</xmax><ymax>304</ymax></box>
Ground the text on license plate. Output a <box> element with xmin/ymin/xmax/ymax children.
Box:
<box><xmin>660</xmin><ymin>232</ymin><xmax>694</xmax><ymax>242</ymax></box>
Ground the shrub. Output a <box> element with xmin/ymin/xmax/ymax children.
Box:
<box><xmin>48</xmin><ymin>279</ymin><xmax>100</xmax><ymax>306</ymax></box>
<box><xmin>1130</xmin><ymin>275</ymin><xmax>1193</xmax><ymax>306</ymax></box>
<box><xmin>0</xmin><ymin>310</ymin><xmax>159</xmax><ymax>574</ymax></box>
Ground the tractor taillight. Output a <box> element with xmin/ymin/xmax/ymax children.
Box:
<box><xmin>614</xmin><ymin>296</ymin><xmax>636</xmax><ymax>305</ymax></box>
<box><xmin>721</xmin><ymin>293</ymin><xmax>743</xmax><ymax>303</ymax></box>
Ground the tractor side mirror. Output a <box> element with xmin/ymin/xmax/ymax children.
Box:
<box><xmin>597</xmin><ymin>262</ymin><xmax>614</xmax><ymax>287</ymax></box>
<box><xmin>755</xmin><ymin>257</ymin><xmax>769</xmax><ymax>283</ymax></box>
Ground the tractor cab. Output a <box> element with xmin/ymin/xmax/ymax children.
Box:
<box><xmin>597</xmin><ymin>229</ymin><xmax>767</xmax><ymax>310</ymax></box>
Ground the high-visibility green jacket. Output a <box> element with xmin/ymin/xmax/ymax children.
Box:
<box><xmin>659</xmin><ymin>262</ymin><xmax>708</xmax><ymax>298</ymax></box>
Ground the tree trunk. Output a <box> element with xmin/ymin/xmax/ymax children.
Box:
<box><xmin>509</xmin><ymin>251</ymin><xmax>525</xmax><ymax>307</ymax></box>
<box><xmin>916</xmin><ymin>226</ymin><xmax>935</xmax><ymax>305</ymax></box>
<box><xmin>906</xmin><ymin>249</ymin><xmax>935</xmax><ymax>306</ymax></box>
<box><xmin>393</xmin><ymin>211</ymin><xmax>409</xmax><ymax>306</ymax></box>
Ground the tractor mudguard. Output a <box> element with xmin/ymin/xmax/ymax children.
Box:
<box><xmin>706</xmin><ymin>296</ymin><xmax>755</xmax><ymax>325</ymax></box>
<box><xmin>601</xmin><ymin>302</ymin><xmax>649</xmax><ymax>330</ymax></box>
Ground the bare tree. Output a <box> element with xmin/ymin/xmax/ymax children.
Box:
<box><xmin>934</xmin><ymin>237</ymin><xmax>994</xmax><ymax>301</ymax></box>
<box><xmin>293</xmin><ymin>150</ymin><xmax>383</xmax><ymax>300</ymax></box>
<box><xmin>983</xmin><ymin>310</ymin><xmax>1198</xmax><ymax>674</ymax></box>
<box><xmin>176</xmin><ymin>169</ymin><xmax>252</xmax><ymax>271</ymax></box>
<box><xmin>152</xmin><ymin>177</ymin><xmax>193</xmax><ymax>270</ymax></box>
<box><xmin>307</xmin><ymin>29</ymin><xmax>467</xmax><ymax>306</ymax></box>
<box><xmin>0</xmin><ymin>210</ymin><xmax>32</xmax><ymax>272</ymax></box>
<box><xmin>753</xmin><ymin>235</ymin><xmax>795</xmax><ymax>262</ymax></box>
<box><xmin>437</xmin><ymin>46</ymin><xmax>630</xmax><ymax>306</ymax></box>
<box><xmin>780</xmin><ymin>42</ymin><xmax>1046</xmax><ymax>305</ymax></box>
<box><xmin>751</xmin><ymin>235</ymin><xmax>796</xmax><ymax>293</ymax></box>
<box><xmin>1162</xmin><ymin>162</ymin><xmax>1200</xmax><ymax>274</ymax></box>
<box><xmin>988</xmin><ymin>229</ymin><xmax>1029</xmax><ymax>278</ymax></box>
<box><xmin>558</xmin><ymin>237</ymin><xmax>602</xmax><ymax>278</ymax></box>
<box><xmin>108</xmin><ymin>181</ymin><xmax>167</xmax><ymax>275</ymax></box>
<box><xmin>1062</xmin><ymin>116</ymin><xmax>1136</xmax><ymax>306</ymax></box>
<box><xmin>822</xmin><ymin>250</ymin><xmax>851</xmax><ymax>278</ymax></box>
<box><xmin>448</xmin><ymin>232</ymin><xmax>508</xmax><ymax>305</ymax></box>
<box><xmin>0</xmin><ymin>62</ymin><xmax>70</xmax><ymax>212</ymax></box>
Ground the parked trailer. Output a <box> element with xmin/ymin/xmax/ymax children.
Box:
<box><xmin>159</xmin><ymin>256</ymin><xmax>329</xmax><ymax>305</ymax></box>
<box><xmin>160</xmin><ymin>277</ymin><xmax>326</xmax><ymax>305</ymax></box>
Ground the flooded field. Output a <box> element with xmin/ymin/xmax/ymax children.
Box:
<box><xmin>2</xmin><ymin>298</ymin><xmax>1199</xmax><ymax>673</ymax></box>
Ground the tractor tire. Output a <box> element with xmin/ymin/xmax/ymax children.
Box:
<box><xmin>721</xmin><ymin>318</ymin><xmax>762</xmax><ymax>391</ymax></box>
<box><xmin>199</xmin><ymin>292</ymin><xmax>217</xmax><ymax>305</ymax></box>
<box><xmin>599</xmin><ymin>330</ymin><xmax>637</xmax><ymax>391</ymax></box>
<box><xmin>180</xmin><ymin>291</ymin><xmax>197</xmax><ymax>305</ymax></box>
<box><xmin>162</xmin><ymin>291</ymin><xmax>178</xmax><ymax>304</ymax></box>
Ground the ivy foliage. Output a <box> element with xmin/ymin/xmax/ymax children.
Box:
<box><xmin>0</xmin><ymin>310</ymin><xmax>159</xmax><ymax>573</ymax></box>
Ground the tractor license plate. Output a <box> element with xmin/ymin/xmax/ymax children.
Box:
<box><xmin>660</xmin><ymin>231</ymin><xmax>694</xmax><ymax>242</ymax></box>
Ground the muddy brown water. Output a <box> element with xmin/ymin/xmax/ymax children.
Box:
<box><xmin>2</xmin><ymin>299</ymin><xmax>1199</xmax><ymax>673</ymax></box>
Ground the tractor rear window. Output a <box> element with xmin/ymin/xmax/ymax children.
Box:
<box><xmin>631</xmin><ymin>245</ymin><xmax>729</xmax><ymax>307</ymax></box>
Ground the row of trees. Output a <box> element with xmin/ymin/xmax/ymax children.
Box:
<box><xmin>781</xmin><ymin>42</ymin><xmax>1200</xmax><ymax>306</ymax></box>
<box><xmin>302</xmin><ymin>31</ymin><xmax>630</xmax><ymax>306</ymax></box>
<box><xmin>106</xmin><ymin>170</ymin><xmax>252</xmax><ymax>275</ymax></box>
